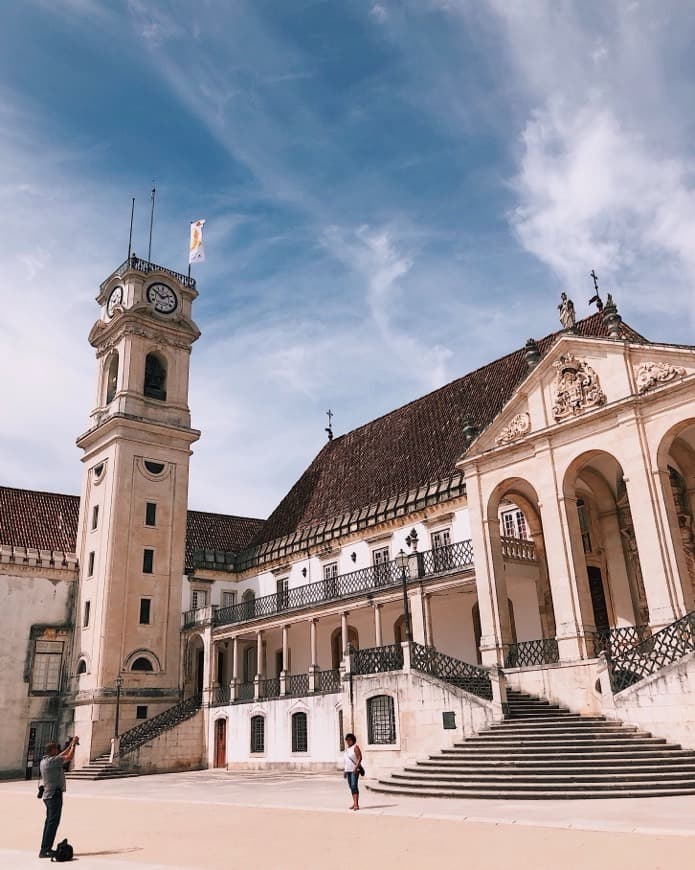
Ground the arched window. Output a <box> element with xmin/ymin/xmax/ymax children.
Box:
<box><xmin>105</xmin><ymin>352</ymin><xmax>119</xmax><ymax>404</ymax></box>
<box><xmin>250</xmin><ymin>715</ymin><xmax>265</xmax><ymax>753</ymax></box>
<box><xmin>367</xmin><ymin>695</ymin><xmax>396</xmax><ymax>744</ymax></box>
<box><xmin>76</xmin><ymin>658</ymin><xmax>87</xmax><ymax>675</ymax></box>
<box><xmin>394</xmin><ymin>615</ymin><xmax>406</xmax><ymax>644</ymax></box>
<box><xmin>131</xmin><ymin>656</ymin><xmax>154</xmax><ymax>672</ymax></box>
<box><xmin>144</xmin><ymin>352</ymin><xmax>167</xmax><ymax>401</ymax></box>
<box><xmin>291</xmin><ymin>712</ymin><xmax>308</xmax><ymax>753</ymax></box>
<box><xmin>331</xmin><ymin>626</ymin><xmax>358</xmax><ymax>669</ymax></box>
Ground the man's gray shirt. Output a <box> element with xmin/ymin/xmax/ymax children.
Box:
<box><xmin>40</xmin><ymin>755</ymin><xmax>66</xmax><ymax>799</ymax></box>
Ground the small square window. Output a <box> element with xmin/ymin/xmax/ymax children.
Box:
<box><xmin>139</xmin><ymin>599</ymin><xmax>151</xmax><ymax>625</ymax></box>
<box><xmin>91</xmin><ymin>505</ymin><xmax>99</xmax><ymax>530</ymax></box>
<box><xmin>145</xmin><ymin>502</ymin><xmax>157</xmax><ymax>527</ymax></box>
<box><xmin>191</xmin><ymin>589</ymin><xmax>208</xmax><ymax>609</ymax></box>
<box><xmin>221</xmin><ymin>591</ymin><xmax>236</xmax><ymax>609</ymax></box>
<box><xmin>143</xmin><ymin>549</ymin><xmax>154</xmax><ymax>574</ymax></box>
<box><xmin>87</xmin><ymin>552</ymin><xmax>95</xmax><ymax>578</ymax></box>
<box><xmin>136</xmin><ymin>705</ymin><xmax>148</xmax><ymax>719</ymax></box>
<box><xmin>83</xmin><ymin>601</ymin><xmax>91</xmax><ymax>628</ymax></box>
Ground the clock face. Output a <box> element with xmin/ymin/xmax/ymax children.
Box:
<box><xmin>106</xmin><ymin>285</ymin><xmax>123</xmax><ymax>318</ymax></box>
<box><xmin>146</xmin><ymin>282</ymin><xmax>178</xmax><ymax>314</ymax></box>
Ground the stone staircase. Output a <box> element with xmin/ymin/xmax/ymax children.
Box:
<box><xmin>368</xmin><ymin>689</ymin><xmax>695</xmax><ymax>799</ymax></box>
<box><xmin>66</xmin><ymin>753</ymin><xmax>138</xmax><ymax>781</ymax></box>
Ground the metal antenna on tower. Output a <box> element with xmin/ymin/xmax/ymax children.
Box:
<box><xmin>127</xmin><ymin>197</ymin><xmax>135</xmax><ymax>260</ymax></box>
<box><xmin>147</xmin><ymin>182</ymin><xmax>156</xmax><ymax>262</ymax></box>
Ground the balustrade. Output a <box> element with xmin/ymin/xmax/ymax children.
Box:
<box><xmin>503</xmin><ymin>638</ymin><xmax>559</xmax><ymax>668</ymax></box>
<box><xmin>409</xmin><ymin>642</ymin><xmax>493</xmax><ymax>700</ymax></box>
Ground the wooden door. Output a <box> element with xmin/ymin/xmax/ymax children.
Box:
<box><xmin>214</xmin><ymin>718</ymin><xmax>227</xmax><ymax>768</ymax></box>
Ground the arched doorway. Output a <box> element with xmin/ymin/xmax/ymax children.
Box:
<box><xmin>185</xmin><ymin>634</ymin><xmax>205</xmax><ymax>697</ymax></box>
<box><xmin>214</xmin><ymin>718</ymin><xmax>227</xmax><ymax>768</ymax></box>
<box><xmin>657</xmin><ymin>419</ymin><xmax>695</xmax><ymax>615</ymax></box>
<box><xmin>332</xmin><ymin>626</ymin><xmax>358</xmax><ymax>669</ymax></box>
<box><xmin>563</xmin><ymin>450</ymin><xmax>649</xmax><ymax>638</ymax></box>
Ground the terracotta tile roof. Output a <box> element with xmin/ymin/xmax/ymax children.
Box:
<box><xmin>185</xmin><ymin>510</ymin><xmax>265</xmax><ymax>564</ymax></box>
<box><xmin>249</xmin><ymin>313</ymin><xmax>647</xmax><ymax>548</ymax></box>
<box><xmin>0</xmin><ymin>486</ymin><xmax>80</xmax><ymax>553</ymax></box>
<box><xmin>0</xmin><ymin>485</ymin><xmax>263</xmax><ymax>563</ymax></box>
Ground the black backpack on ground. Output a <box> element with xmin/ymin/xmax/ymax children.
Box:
<box><xmin>52</xmin><ymin>839</ymin><xmax>74</xmax><ymax>862</ymax></box>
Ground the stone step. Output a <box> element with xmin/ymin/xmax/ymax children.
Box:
<box><xmin>437</xmin><ymin>749</ymin><xmax>693</xmax><ymax>761</ymax></box>
<box><xmin>416</xmin><ymin>759</ymin><xmax>695</xmax><ymax>772</ymax></box>
<box><xmin>457</xmin><ymin>735</ymin><xmax>667</xmax><ymax>746</ymax></box>
<box><xmin>394</xmin><ymin>769</ymin><xmax>695</xmax><ymax>783</ymax></box>
<box><xmin>367</xmin><ymin>782</ymin><xmax>695</xmax><ymax>800</ymax></box>
<box><xmin>486</xmin><ymin>723</ymin><xmax>639</xmax><ymax>734</ymax></box>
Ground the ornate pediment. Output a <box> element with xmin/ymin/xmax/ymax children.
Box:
<box><xmin>635</xmin><ymin>361</ymin><xmax>686</xmax><ymax>394</ymax></box>
<box><xmin>495</xmin><ymin>412</ymin><xmax>531</xmax><ymax>446</ymax></box>
<box><xmin>551</xmin><ymin>353</ymin><xmax>606</xmax><ymax>422</ymax></box>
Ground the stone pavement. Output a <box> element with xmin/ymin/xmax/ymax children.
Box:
<box><xmin>2</xmin><ymin>770</ymin><xmax>695</xmax><ymax>869</ymax></box>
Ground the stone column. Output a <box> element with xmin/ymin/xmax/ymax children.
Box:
<box><xmin>424</xmin><ymin>593</ymin><xmax>434</xmax><ymax>648</ymax></box>
<box><xmin>229</xmin><ymin>636</ymin><xmax>239</xmax><ymax>701</ymax></box>
<box><xmin>409</xmin><ymin>585</ymin><xmax>427</xmax><ymax>645</ymax></box>
<box><xmin>254</xmin><ymin>630</ymin><xmax>263</xmax><ymax>700</ymax></box>
<box><xmin>341</xmin><ymin>611</ymin><xmax>349</xmax><ymax>654</ymax></box>
<box><xmin>280</xmin><ymin>624</ymin><xmax>289</xmax><ymax>695</ymax></box>
<box><xmin>622</xmin><ymin>453</ymin><xmax>687</xmax><ymax>626</ymax></box>
<box><xmin>309</xmin><ymin>618</ymin><xmax>319</xmax><ymax>692</ymax></box>
<box><xmin>373</xmin><ymin>603</ymin><xmax>383</xmax><ymax>647</ymax></box>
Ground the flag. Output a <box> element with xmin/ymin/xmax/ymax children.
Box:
<box><xmin>189</xmin><ymin>219</ymin><xmax>206</xmax><ymax>264</ymax></box>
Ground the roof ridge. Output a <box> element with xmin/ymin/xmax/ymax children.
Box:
<box><xmin>187</xmin><ymin>507</ymin><xmax>265</xmax><ymax>523</ymax></box>
<box><xmin>0</xmin><ymin>484</ymin><xmax>79</xmax><ymax>500</ymax></box>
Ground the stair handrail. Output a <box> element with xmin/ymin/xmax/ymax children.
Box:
<box><xmin>118</xmin><ymin>694</ymin><xmax>202</xmax><ymax>756</ymax></box>
<box><xmin>409</xmin><ymin>642</ymin><xmax>493</xmax><ymax>700</ymax></box>
<box><xmin>607</xmin><ymin>609</ymin><xmax>695</xmax><ymax>693</ymax></box>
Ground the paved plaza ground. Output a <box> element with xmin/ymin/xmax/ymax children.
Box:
<box><xmin>2</xmin><ymin>770</ymin><xmax>694</xmax><ymax>869</ymax></box>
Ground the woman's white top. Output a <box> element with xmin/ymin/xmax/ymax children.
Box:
<box><xmin>344</xmin><ymin>747</ymin><xmax>358</xmax><ymax>772</ymax></box>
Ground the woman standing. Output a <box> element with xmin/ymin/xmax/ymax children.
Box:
<box><xmin>343</xmin><ymin>733</ymin><xmax>363</xmax><ymax>811</ymax></box>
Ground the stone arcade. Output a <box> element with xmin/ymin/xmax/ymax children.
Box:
<box><xmin>4</xmin><ymin>254</ymin><xmax>695</xmax><ymax>797</ymax></box>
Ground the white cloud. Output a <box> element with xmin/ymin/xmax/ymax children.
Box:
<box><xmin>370</xmin><ymin>4</ymin><xmax>389</xmax><ymax>23</ymax></box>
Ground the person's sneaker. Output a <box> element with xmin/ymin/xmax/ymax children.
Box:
<box><xmin>38</xmin><ymin>850</ymin><xmax>54</xmax><ymax>858</ymax></box>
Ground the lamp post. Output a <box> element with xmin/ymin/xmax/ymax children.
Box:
<box><xmin>114</xmin><ymin>675</ymin><xmax>123</xmax><ymax>739</ymax></box>
<box><xmin>395</xmin><ymin>549</ymin><xmax>412</xmax><ymax>643</ymax></box>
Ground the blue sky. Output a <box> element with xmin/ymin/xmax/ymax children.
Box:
<box><xmin>2</xmin><ymin>1</ymin><xmax>695</xmax><ymax>517</ymax></box>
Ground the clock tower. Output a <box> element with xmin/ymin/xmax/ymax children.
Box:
<box><xmin>69</xmin><ymin>254</ymin><xmax>201</xmax><ymax>763</ymax></box>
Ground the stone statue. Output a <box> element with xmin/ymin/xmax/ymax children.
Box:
<box><xmin>558</xmin><ymin>292</ymin><xmax>576</xmax><ymax>330</ymax></box>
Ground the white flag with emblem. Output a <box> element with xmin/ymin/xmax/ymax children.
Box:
<box><xmin>189</xmin><ymin>219</ymin><xmax>206</xmax><ymax>264</ymax></box>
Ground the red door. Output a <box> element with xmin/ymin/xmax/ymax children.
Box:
<box><xmin>214</xmin><ymin>718</ymin><xmax>227</xmax><ymax>768</ymax></box>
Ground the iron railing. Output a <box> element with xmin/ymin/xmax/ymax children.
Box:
<box><xmin>212</xmin><ymin>540</ymin><xmax>474</xmax><ymax>629</ymax></box>
<box><xmin>315</xmin><ymin>669</ymin><xmax>342</xmax><ymax>693</ymax></box>
<box><xmin>608</xmin><ymin>611</ymin><xmax>695</xmax><ymax>693</ymax></box>
<box><xmin>286</xmin><ymin>673</ymin><xmax>310</xmax><ymax>696</ymax></box>
<box><xmin>119</xmin><ymin>694</ymin><xmax>202</xmax><ymax>756</ymax></box>
<box><xmin>182</xmin><ymin>606</ymin><xmax>216</xmax><ymax>629</ymax></box>
<box><xmin>409</xmin><ymin>642</ymin><xmax>493</xmax><ymax>700</ymax></box>
<box><xmin>101</xmin><ymin>255</ymin><xmax>196</xmax><ymax>291</ymax></box>
<box><xmin>589</xmin><ymin>625</ymin><xmax>651</xmax><ymax>659</ymax></box>
<box><xmin>258</xmin><ymin>677</ymin><xmax>281</xmax><ymax>699</ymax></box>
<box><xmin>210</xmin><ymin>685</ymin><xmax>230</xmax><ymax>707</ymax></box>
<box><xmin>237</xmin><ymin>681</ymin><xmax>254</xmax><ymax>702</ymax></box>
<box><xmin>351</xmin><ymin>644</ymin><xmax>404</xmax><ymax>675</ymax></box>
<box><xmin>503</xmin><ymin>638</ymin><xmax>560</xmax><ymax>668</ymax></box>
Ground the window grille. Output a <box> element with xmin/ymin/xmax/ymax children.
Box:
<box><xmin>367</xmin><ymin>695</ymin><xmax>396</xmax><ymax>744</ymax></box>
<box><xmin>250</xmin><ymin>715</ymin><xmax>265</xmax><ymax>753</ymax></box>
<box><xmin>291</xmin><ymin>712</ymin><xmax>308</xmax><ymax>753</ymax></box>
<box><xmin>191</xmin><ymin>589</ymin><xmax>208</xmax><ymax>609</ymax></box>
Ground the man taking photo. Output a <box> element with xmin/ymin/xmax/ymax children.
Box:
<box><xmin>38</xmin><ymin>736</ymin><xmax>78</xmax><ymax>858</ymax></box>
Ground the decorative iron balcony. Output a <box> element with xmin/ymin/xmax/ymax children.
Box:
<box><xmin>119</xmin><ymin>694</ymin><xmax>202</xmax><ymax>756</ymax></box>
<box><xmin>503</xmin><ymin>637</ymin><xmax>559</xmax><ymax>668</ymax></box>
<box><xmin>351</xmin><ymin>644</ymin><xmax>404</xmax><ymax>675</ymax></box>
<box><xmin>182</xmin><ymin>605</ymin><xmax>215</xmax><ymax>629</ymax></box>
<box><xmin>212</xmin><ymin>540</ymin><xmax>474</xmax><ymax>629</ymax></box>
<box><xmin>101</xmin><ymin>255</ymin><xmax>196</xmax><ymax>291</ymax></box>
<box><xmin>409</xmin><ymin>642</ymin><xmax>493</xmax><ymax>700</ymax></box>
<box><xmin>210</xmin><ymin>685</ymin><xmax>231</xmax><ymax>707</ymax></box>
<box><xmin>588</xmin><ymin>624</ymin><xmax>651</xmax><ymax>659</ymax></box>
<box><xmin>607</xmin><ymin>610</ymin><xmax>695</xmax><ymax>693</ymax></box>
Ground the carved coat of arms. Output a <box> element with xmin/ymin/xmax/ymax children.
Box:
<box><xmin>551</xmin><ymin>353</ymin><xmax>606</xmax><ymax>422</ymax></box>
<box><xmin>635</xmin><ymin>361</ymin><xmax>686</xmax><ymax>394</ymax></box>
<box><xmin>496</xmin><ymin>412</ymin><xmax>531</xmax><ymax>445</ymax></box>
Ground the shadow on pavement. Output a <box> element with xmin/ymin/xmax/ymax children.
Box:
<box><xmin>76</xmin><ymin>848</ymin><xmax>143</xmax><ymax>857</ymax></box>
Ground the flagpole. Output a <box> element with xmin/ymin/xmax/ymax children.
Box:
<box><xmin>147</xmin><ymin>182</ymin><xmax>156</xmax><ymax>262</ymax></box>
<box><xmin>127</xmin><ymin>197</ymin><xmax>135</xmax><ymax>260</ymax></box>
<box><xmin>188</xmin><ymin>220</ymin><xmax>192</xmax><ymax>279</ymax></box>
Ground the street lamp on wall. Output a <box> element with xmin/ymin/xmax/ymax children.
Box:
<box><xmin>114</xmin><ymin>674</ymin><xmax>123</xmax><ymax>739</ymax></box>
<box><xmin>395</xmin><ymin>549</ymin><xmax>413</xmax><ymax>643</ymax></box>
